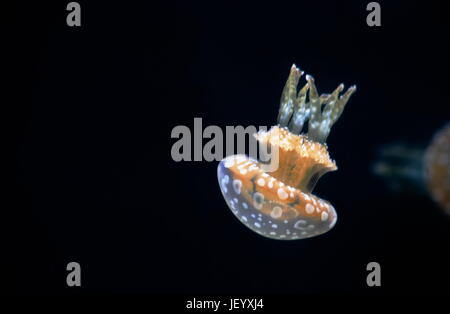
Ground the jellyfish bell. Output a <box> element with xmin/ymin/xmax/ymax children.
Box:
<box><xmin>217</xmin><ymin>64</ymin><xmax>356</xmax><ymax>240</ymax></box>
<box><xmin>217</xmin><ymin>131</ymin><xmax>338</xmax><ymax>240</ymax></box>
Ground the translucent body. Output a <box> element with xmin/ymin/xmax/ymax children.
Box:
<box><xmin>217</xmin><ymin>64</ymin><xmax>355</xmax><ymax>240</ymax></box>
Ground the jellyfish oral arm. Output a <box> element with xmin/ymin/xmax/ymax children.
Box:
<box><xmin>279</xmin><ymin>64</ymin><xmax>356</xmax><ymax>143</ymax></box>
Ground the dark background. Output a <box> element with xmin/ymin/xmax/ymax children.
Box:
<box><xmin>11</xmin><ymin>1</ymin><xmax>450</xmax><ymax>296</ymax></box>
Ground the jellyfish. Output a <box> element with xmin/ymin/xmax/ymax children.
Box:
<box><xmin>372</xmin><ymin>123</ymin><xmax>450</xmax><ymax>216</ymax></box>
<box><xmin>217</xmin><ymin>64</ymin><xmax>356</xmax><ymax>240</ymax></box>
<box><xmin>425</xmin><ymin>123</ymin><xmax>450</xmax><ymax>215</ymax></box>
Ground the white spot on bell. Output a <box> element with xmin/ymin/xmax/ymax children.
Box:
<box><xmin>305</xmin><ymin>203</ymin><xmax>315</xmax><ymax>214</ymax></box>
<box><xmin>232</xmin><ymin>179</ymin><xmax>242</xmax><ymax>195</ymax></box>
<box><xmin>221</xmin><ymin>175</ymin><xmax>229</xmax><ymax>193</ymax></box>
<box><xmin>294</xmin><ymin>220</ymin><xmax>307</xmax><ymax>230</ymax></box>
<box><xmin>270</xmin><ymin>206</ymin><xmax>283</xmax><ymax>219</ymax></box>
<box><xmin>253</xmin><ymin>192</ymin><xmax>264</xmax><ymax>210</ymax></box>
<box><xmin>257</xmin><ymin>178</ymin><xmax>265</xmax><ymax>187</ymax></box>
<box><xmin>321</xmin><ymin>211</ymin><xmax>329</xmax><ymax>221</ymax></box>
<box><xmin>277</xmin><ymin>188</ymin><xmax>288</xmax><ymax>200</ymax></box>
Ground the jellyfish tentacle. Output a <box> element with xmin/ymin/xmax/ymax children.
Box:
<box><xmin>305</xmin><ymin>74</ymin><xmax>325</xmax><ymax>142</ymax></box>
<box><xmin>289</xmin><ymin>82</ymin><xmax>310</xmax><ymax>134</ymax></box>
<box><xmin>330</xmin><ymin>85</ymin><xmax>357</xmax><ymax>127</ymax></box>
<box><xmin>321</xmin><ymin>84</ymin><xmax>344</xmax><ymax>121</ymax></box>
<box><xmin>315</xmin><ymin>84</ymin><xmax>356</xmax><ymax>142</ymax></box>
<box><xmin>312</xmin><ymin>84</ymin><xmax>344</xmax><ymax>143</ymax></box>
<box><xmin>278</xmin><ymin>64</ymin><xmax>303</xmax><ymax>127</ymax></box>
<box><xmin>277</xmin><ymin>65</ymin><xmax>356</xmax><ymax>143</ymax></box>
<box><xmin>305</xmin><ymin>81</ymin><xmax>356</xmax><ymax>143</ymax></box>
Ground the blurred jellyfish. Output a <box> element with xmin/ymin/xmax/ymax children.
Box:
<box><xmin>424</xmin><ymin>124</ymin><xmax>450</xmax><ymax>215</ymax></box>
<box><xmin>373</xmin><ymin>123</ymin><xmax>450</xmax><ymax>215</ymax></box>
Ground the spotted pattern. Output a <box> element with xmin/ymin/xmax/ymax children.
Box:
<box><xmin>253</xmin><ymin>192</ymin><xmax>264</xmax><ymax>210</ymax></box>
<box><xmin>257</xmin><ymin>178</ymin><xmax>266</xmax><ymax>187</ymax></box>
<box><xmin>217</xmin><ymin>155</ymin><xmax>336</xmax><ymax>240</ymax></box>
<box><xmin>305</xmin><ymin>203</ymin><xmax>315</xmax><ymax>214</ymax></box>
<box><xmin>270</xmin><ymin>206</ymin><xmax>283</xmax><ymax>218</ymax></box>
<box><xmin>277</xmin><ymin>188</ymin><xmax>288</xmax><ymax>200</ymax></box>
<box><xmin>232</xmin><ymin>179</ymin><xmax>242</xmax><ymax>195</ymax></box>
